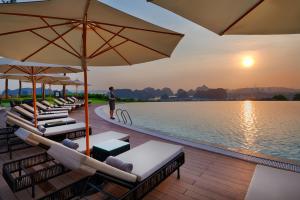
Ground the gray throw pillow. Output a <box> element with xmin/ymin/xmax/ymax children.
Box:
<box><xmin>62</xmin><ymin>139</ymin><xmax>79</xmax><ymax>150</ymax></box>
<box><xmin>105</xmin><ymin>156</ymin><xmax>133</xmax><ymax>173</ymax></box>
<box><xmin>37</xmin><ymin>125</ymin><xmax>46</xmax><ymax>133</ymax></box>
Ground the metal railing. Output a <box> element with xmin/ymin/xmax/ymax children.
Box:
<box><xmin>115</xmin><ymin>108</ymin><xmax>133</xmax><ymax>126</ymax></box>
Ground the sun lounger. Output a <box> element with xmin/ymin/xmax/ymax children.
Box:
<box><xmin>36</xmin><ymin>101</ymin><xmax>70</xmax><ymax>113</ymax></box>
<box><xmin>7</xmin><ymin>115</ymin><xmax>90</xmax><ymax>139</ymax></box>
<box><xmin>42</xmin><ymin>100</ymin><xmax>73</xmax><ymax>111</ymax></box>
<box><xmin>54</xmin><ymin>99</ymin><xmax>76</xmax><ymax>109</ymax></box>
<box><xmin>20</xmin><ymin>103</ymin><xmax>68</xmax><ymax>115</ymax></box>
<box><xmin>59</xmin><ymin>98</ymin><xmax>83</xmax><ymax>107</ymax></box>
<box><xmin>3</xmin><ymin>128</ymin><xmax>130</xmax><ymax>198</ymax></box>
<box><xmin>13</xmin><ymin>128</ymin><xmax>184</xmax><ymax>200</ymax></box>
<box><xmin>7</xmin><ymin>111</ymin><xmax>76</xmax><ymax>127</ymax></box>
<box><xmin>14</xmin><ymin>106</ymin><xmax>69</xmax><ymax>121</ymax></box>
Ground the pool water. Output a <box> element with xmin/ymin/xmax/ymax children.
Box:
<box><xmin>115</xmin><ymin>101</ymin><xmax>300</xmax><ymax>162</ymax></box>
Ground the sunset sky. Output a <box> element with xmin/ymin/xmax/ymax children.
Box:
<box><xmin>1</xmin><ymin>0</ymin><xmax>300</xmax><ymax>92</ymax></box>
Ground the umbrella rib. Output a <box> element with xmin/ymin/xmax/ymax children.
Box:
<box><xmin>90</xmin><ymin>38</ymin><xmax>129</xmax><ymax>60</ymax></box>
<box><xmin>3</xmin><ymin>66</ymin><xmax>15</xmax><ymax>74</ymax></box>
<box><xmin>91</xmin><ymin>21</ymin><xmax>184</xmax><ymax>37</ymax></box>
<box><xmin>30</xmin><ymin>30</ymin><xmax>81</xmax><ymax>59</ymax></box>
<box><xmin>89</xmin><ymin>27</ymin><xmax>125</xmax><ymax>58</ymax></box>
<box><xmin>37</xmin><ymin>67</ymin><xmax>51</xmax><ymax>74</ymax></box>
<box><xmin>89</xmin><ymin>25</ymin><xmax>131</xmax><ymax>65</ymax></box>
<box><xmin>40</xmin><ymin>17</ymin><xmax>81</xmax><ymax>57</ymax></box>
<box><xmin>0</xmin><ymin>21</ymin><xmax>76</xmax><ymax>37</ymax></box>
<box><xmin>220</xmin><ymin>0</ymin><xmax>265</xmax><ymax>35</ymax></box>
<box><xmin>94</xmin><ymin>24</ymin><xmax>170</xmax><ymax>58</ymax></box>
<box><xmin>22</xmin><ymin>23</ymin><xmax>80</xmax><ymax>62</ymax></box>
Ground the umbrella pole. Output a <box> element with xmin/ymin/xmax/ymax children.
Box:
<box><xmin>83</xmin><ymin>68</ymin><xmax>90</xmax><ymax>156</ymax></box>
<box><xmin>32</xmin><ymin>76</ymin><xmax>38</xmax><ymax>127</ymax></box>
<box><xmin>82</xmin><ymin>16</ymin><xmax>90</xmax><ymax>156</ymax></box>
<box><xmin>5</xmin><ymin>78</ymin><xmax>8</xmax><ymax>99</ymax></box>
<box><xmin>19</xmin><ymin>80</ymin><xmax>22</xmax><ymax>98</ymax></box>
<box><xmin>42</xmin><ymin>83</ymin><xmax>45</xmax><ymax>100</ymax></box>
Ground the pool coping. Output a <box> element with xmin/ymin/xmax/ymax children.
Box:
<box><xmin>95</xmin><ymin>105</ymin><xmax>300</xmax><ymax>173</ymax></box>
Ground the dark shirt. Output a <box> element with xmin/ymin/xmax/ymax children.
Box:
<box><xmin>108</xmin><ymin>91</ymin><xmax>116</xmax><ymax>102</ymax></box>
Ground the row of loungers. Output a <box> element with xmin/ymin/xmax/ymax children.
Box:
<box><xmin>1</xmin><ymin>97</ymin><xmax>88</xmax><ymax>159</ymax></box>
<box><xmin>3</xmin><ymin>128</ymin><xmax>184</xmax><ymax>199</ymax></box>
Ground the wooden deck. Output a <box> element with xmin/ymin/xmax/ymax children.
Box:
<box><xmin>0</xmin><ymin>104</ymin><xmax>256</xmax><ymax>200</ymax></box>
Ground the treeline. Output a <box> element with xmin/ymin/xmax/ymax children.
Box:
<box><xmin>114</xmin><ymin>85</ymin><xmax>227</xmax><ymax>101</ymax></box>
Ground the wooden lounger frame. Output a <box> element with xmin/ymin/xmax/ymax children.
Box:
<box><xmin>0</xmin><ymin>127</ymin><xmax>30</xmax><ymax>159</ymax></box>
<box><xmin>2</xmin><ymin>152</ymin><xmax>70</xmax><ymax>198</ymax></box>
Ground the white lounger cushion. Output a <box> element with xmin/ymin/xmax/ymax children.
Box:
<box><xmin>43</xmin><ymin>122</ymin><xmax>86</xmax><ymax>136</ymax></box>
<box><xmin>42</xmin><ymin>100</ymin><xmax>72</xmax><ymax>110</ymax></box>
<box><xmin>74</xmin><ymin>131</ymin><xmax>129</xmax><ymax>153</ymax></box>
<box><xmin>36</xmin><ymin>102</ymin><xmax>69</xmax><ymax>113</ymax></box>
<box><xmin>21</xmin><ymin>104</ymin><xmax>38</xmax><ymax>113</ymax></box>
<box><xmin>116</xmin><ymin>140</ymin><xmax>183</xmax><ymax>181</ymax></box>
<box><xmin>7</xmin><ymin>115</ymin><xmax>86</xmax><ymax>137</ymax></box>
<box><xmin>7</xmin><ymin>111</ymin><xmax>76</xmax><ymax>126</ymax></box>
<box><xmin>7</xmin><ymin>111</ymin><xmax>34</xmax><ymax>126</ymax></box>
<box><xmin>14</xmin><ymin>106</ymin><xmax>68</xmax><ymax>120</ymax></box>
<box><xmin>21</xmin><ymin>103</ymin><xmax>68</xmax><ymax>115</ymax></box>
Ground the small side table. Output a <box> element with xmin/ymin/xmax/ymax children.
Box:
<box><xmin>92</xmin><ymin>139</ymin><xmax>130</xmax><ymax>161</ymax></box>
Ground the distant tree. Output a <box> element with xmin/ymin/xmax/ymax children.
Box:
<box><xmin>160</xmin><ymin>94</ymin><xmax>169</xmax><ymax>100</ymax></box>
<box><xmin>293</xmin><ymin>94</ymin><xmax>300</xmax><ymax>101</ymax></box>
<box><xmin>161</xmin><ymin>87</ymin><xmax>173</xmax><ymax>96</ymax></box>
<box><xmin>176</xmin><ymin>89</ymin><xmax>189</xmax><ymax>99</ymax></box>
<box><xmin>272</xmin><ymin>94</ymin><xmax>288</xmax><ymax>101</ymax></box>
<box><xmin>187</xmin><ymin>89</ymin><xmax>195</xmax><ymax>97</ymax></box>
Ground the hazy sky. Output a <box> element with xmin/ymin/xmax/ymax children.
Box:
<box><xmin>1</xmin><ymin>0</ymin><xmax>300</xmax><ymax>92</ymax></box>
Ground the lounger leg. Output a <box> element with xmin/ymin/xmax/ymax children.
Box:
<box><xmin>8</xmin><ymin>143</ymin><xmax>12</xmax><ymax>160</ymax></box>
<box><xmin>177</xmin><ymin>168</ymin><xmax>180</xmax><ymax>179</ymax></box>
<box><xmin>32</xmin><ymin>184</ymin><xmax>35</xmax><ymax>198</ymax></box>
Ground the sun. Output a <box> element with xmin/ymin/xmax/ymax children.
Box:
<box><xmin>242</xmin><ymin>56</ymin><xmax>255</xmax><ymax>68</ymax></box>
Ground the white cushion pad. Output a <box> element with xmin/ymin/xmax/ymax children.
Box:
<box><xmin>44</xmin><ymin>122</ymin><xmax>86</xmax><ymax>136</ymax></box>
<box><xmin>116</xmin><ymin>140</ymin><xmax>183</xmax><ymax>181</ymax></box>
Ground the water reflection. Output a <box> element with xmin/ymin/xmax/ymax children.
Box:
<box><xmin>241</xmin><ymin>101</ymin><xmax>258</xmax><ymax>147</ymax></box>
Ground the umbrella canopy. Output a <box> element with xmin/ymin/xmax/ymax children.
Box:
<box><xmin>0</xmin><ymin>73</ymin><xmax>70</xmax><ymax>83</ymax></box>
<box><xmin>149</xmin><ymin>0</ymin><xmax>300</xmax><ymax>35</ymax></box>
<box><xmin>0</xmin><ymin>58</ymin><xmax>82</xmax><ymax>74</ymax></box>
<box><xmin>0</xmin><ymin>57</ymin><xmax>81</xmax><ymax>127</ymax></box>
<box><xmin>0</xmin><ymin>0</ymin><xmax>183</xmax><ymax>156</ymax></box>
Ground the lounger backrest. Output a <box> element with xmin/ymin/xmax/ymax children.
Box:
<box><xmin>47</xmin><ymin>142</ymin><xmax>138</xmax><ymax>183</ymax></box>
<box><xmin>6</xmin><ymin>111</ymin><xmax>34</xmax><ymax>127</ymax></box>
<box><xmin>54</xmin><ymin>99</ymin><xmax>63</xmax><ymax>106</ymax></box>
<box><xmin>15</xmin><ymin>128</ymin><xmax>56</xmax><ymax>147</ymax></box>
<box><xmin>36</xmin><ymin>102</ymin><xmax>48</xmax><ymax>110</ymax></box>
<box><xmin>7</xmin><ymin>115</ymin><xmax>42</xmax><ymax>135</ymax></box>
<box><xmin>21</xmin><ymin>104</ymin><xmax>36</xmax><ymax>113</ymax></box>
<box><xmin>42</xmin><ymin>100</ymin><xmax>52</xmax><ymax>107</ymax></box>
<box><xmin>14</xmin><ymin>106</ymin><xmax>34</xmax><ymax>119</ymax></box>
<box><xmin>59</xmin><ymin>98</ymin><xmax>67</xmax><ymax>103</ymax></box>
<box><xmin>67</xmin><ymin>97</ymin><xmax>75</xmax><ymax>103</ymax></box>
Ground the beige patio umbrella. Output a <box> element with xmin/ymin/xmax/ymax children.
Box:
<box><xmin>0</xmin><ymin>0</ymin><xmax>183</xmax><ymax>156</ymax></box>
<box><xmin>149</xmin><ymin>0</ymin><xmax>300</xmax><ymax>35</ymax></box>
<box><xmin>48</xmin><ymin>79</ymin><xmax>88</xmax><ymax>97</ymax></box>
<box><xmin>0</xmin><ymin>58</ymin><xmax>81</xmax><ymax>127</ymax></box>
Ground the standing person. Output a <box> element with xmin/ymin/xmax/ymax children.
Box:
<box><xmin>108</xmin><ymin>86</ymin><xmax>116</xmax><ymax>119</ymax></box>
